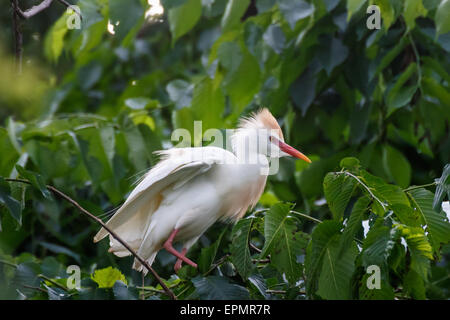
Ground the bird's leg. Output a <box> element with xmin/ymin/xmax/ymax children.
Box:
<box><xmin>163</xmin><ymin>229</ymin><xmax>197</xmax><ymax>268</ymax></box>
<box><xmin>174</xmin><ymin>248</ymin><xmax>187</xmax><ymax>273</ymax></box>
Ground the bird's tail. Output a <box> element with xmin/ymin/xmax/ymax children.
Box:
<box><xmin>132</xmin><ymin>252</ymin><xmax>157</xmax><ymax>276</ymax></box>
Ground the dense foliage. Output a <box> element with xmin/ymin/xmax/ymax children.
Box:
<box><xmin>0</xmin><ymin>0</ymin><xmax>449</xmax><ymax>300</ymax></box>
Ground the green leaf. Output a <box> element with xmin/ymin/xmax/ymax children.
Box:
<box><xmin>199</xmin><ymin>228</ymin><xmax>227</xmax><ymax>274</ymax></box>
<box><xmin>386</xmin><ymin>63</ymin><xmax>417</xmax><ymax>116</ymax></box>
<box><xmin>109</xmin><ymin>0</ymin><xmax>144</xmax><ymax>42</ymax></box>
<box><xmin>166</xmin><ymin>80</ymin><xmax>194</xmax><ymax>109</ymax></box>
<box><xmin>305</xmin><ymin>220</ymin><xmax>342</xmax><ymax>295</ymax></box>
<box><xmin>230</xmin><ymin>218</ymin><xmax>254</xmax><ymax>279</ymax></box>
<box><xmin>340</xmin><ymin>196</ymin><xmax>371</xmax><ymax>255</ymax></box>
<box><xmin>278</xmin><ymin>0</ymin><xmax>315</xmax><ymax>29</ymax></box>
<box><xmin>192</xmin><ymin>275</ymin><xmax>249</xmax><ymax>300</ymax></box>
<box><xmin>409</xmin><ymin>188</ymin><xmax>450</xmax><ymax>255</ymax></box>
<box><xmin>91</xmin><ymin>267</ymin><xmax>127</xmax><ymax>288</ymax></box>
<box><xmin>323</xmin><ymin>172</ymin><xmax>357</xmax><ymax>221</ymax></box>
<box><xmin>191</xmin><ymin>76</ymin><xmax>225</xmax><ymax>130</ymax></box>
<box><xmin>373</xmin><ymin>37</ymin><xmax>408</xmax><ymax>78</ymax></box>
<box><xmin>382</xmin><ymin>145</ymin><xmax>411</xmax><ymax>188</ymax></box>
<box><xmin>403</xmin><ymin>0</ymin><xmax>428</xmax><ymax>30</ymax></box>
<box><xmin>359</xmin><ymin>170</ymin><xmax>410</xmax><ymax>207</ymax></box>
<box><xmin>260</xmin><ymin>203</ymin><xmax>304</xmax><ymax>283</ymax></box>
<box><xmin>44</xmin><ymin>12</ymin><xmax>70</xmax><ymax>62</ymax></box>
<box><xmin>221</xmin><ymin>0</ymin><xmax>250</xmax><ymax>32</ymax></box>
<box><xmin>404</xmin><ymin>269</ymin><xmax>426</xmax><ymax>299</ymax></box>
<box><xmin>340</xmin><ymin>157</ymin><xmax>360</xmax><ymax>170</ymax></box>
<box><xmin>15</xmin><ymin>165</ymin><xmax>51</xmax><ymax>199</ymax></box>
<box><xmin>433</xmin><ymin>164</ymin><xmax>450</xmax><ymax>212</ymax></box>
<box><xmin>396</xmin><ymin>224</ymin><xmax>432</xmax><ymax>279</ymax></box>
<box><xmin>168</xmin><ymin>0</ymin><xmax>202</xmax><ymax>43</ymax></box>
<box><xmin>0</xmin><ymin>177</ymin><xmax>22</xmax><ymax>225</ymax></box>
<box><xmin>436</xmin><ymin>0</ymin><xmax>450</xmax><ymax>35</ymax></box>
<box><xmin>113</xmin><ymin>281</ymin><xmax>138</xmax><ymax>300</ymax></box>
<box><xmin>347</xmin><ymin>0</ymin><xmax>366</xmax><ymax>20</ymax></box>
<box><xmin>317</xmin><ymin>37</ymin><xmax>349</xmax><ymax>75</ymax></box>
<box><xmin>317</xmin><ymin>238</ymin><xmax>357</xmax><ymax>299</ymax></box>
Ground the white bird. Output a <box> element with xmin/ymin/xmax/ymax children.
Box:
<box><xmin>93</xmin><ymin>108</ymin><xmax>311</xmax><ymax>274</ymax></box>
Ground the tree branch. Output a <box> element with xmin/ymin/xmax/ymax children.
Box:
<box><xmin>11</xmin><ymin>0</ymin><xmax>23</xmax><ymax>74</ymax></box>
<box><xmin>14</xmin><ymin>0</ymin><xmax>53</xmax><ymax>19</ymax></box>
<box><xmin>4</xmin><ymin>178</ymin><xmax>176</xmax><ymax>300</ymax></box>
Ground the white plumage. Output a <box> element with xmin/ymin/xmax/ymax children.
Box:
<box><xmin>94</xmin><ymin>108</ymin><xmax>310</xmax><ymax>273</ymax></box>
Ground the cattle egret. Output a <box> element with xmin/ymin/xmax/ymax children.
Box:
<box><xmin>93</xmin><ymin>108</ymin><xmax>311</xmax><ymax>274</ymax></box>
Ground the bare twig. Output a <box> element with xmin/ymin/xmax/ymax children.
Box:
<box><xmin>249</xmin><ymin>242</ymin><xmax>262</xmax><ymax>253</ymax></box>
<box><xmin>4</xmin><ymin>178</ymin><xmax>176</xmax><ymax>300</ymax></box>
<box><xmin>290</xmin><ymin>210</ymin><xmax>322</xmax><ymax>224</ymax></box>
<box><xmin>11</xmin><ymin>0</ymin><xmax>23</xmax><ymax>74</ymax></box>
<box><xmin>14</xmin><ymin>0</ymin><xmax>53</xmax><ymax>19</ymax></box>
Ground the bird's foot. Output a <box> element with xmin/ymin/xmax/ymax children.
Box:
<box><xmin>164</xmin><ymin>229</ymin><xmax>198</xmax><ymax>271</ymax></box>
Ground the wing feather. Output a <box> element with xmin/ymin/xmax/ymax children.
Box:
<box><xmin>93</xmin><ymin>146</ymin><xmax>236</xmax><ymax>242</ymax></box>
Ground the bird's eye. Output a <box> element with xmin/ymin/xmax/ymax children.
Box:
<box><xmin>269</xmin><ymin>136</ymin><xmax>273</xmax><ymax>142</ymax></box>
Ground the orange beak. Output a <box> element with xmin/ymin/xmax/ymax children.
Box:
<box><xmin>277</xmin><ymin>139</ymin><xmax>311</xmax><ymax>163</ymax></box>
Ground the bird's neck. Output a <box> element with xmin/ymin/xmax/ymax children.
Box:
<box><xmin>231</xmin><ymin>131</ymin><xmax>269</xmax><ymax>171</ymax></box>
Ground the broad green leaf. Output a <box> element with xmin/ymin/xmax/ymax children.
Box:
<box><xmin>323</xmin><ymin>172</ymin><xmax>357</xmax><ymax>221</ymax></box>
<box><xmin>230</xmin><ymin>218</ymin><xmax>254</xmax><ymax>279</ymax></box>
<box><xmin>199</xmin><ymin>228</ymin><xmax>227</xmax><ymax>274</ymax></box>
<box><xmin>359</xmin><ymin>170</ymin><xmax>410</xmax><ymax>207</ymax></box>
<box><xmin>192</xmin><ymin>275</ymin><xmax>249</xmax><ymax>300</ymax></box>
<box><xmin>382</xmin><ymin>145</ymin><xmax>411</xmax><ymax>188</ymax></box>
<box><xmin>191</xmin><ymin>76</ymin><xmax>225</xmax><ymax>130</ymax></box>
<box><xmin>347</xmin><ymin>0</ymin><xmax>366</xmax><ymax>20</ymax></box>
<box><xmin>317</xmin><ymin>238</ymin><xmax>357</xmax><ymax>299</ymax></box>
<box><xmin>403</xmin><ymin>0</ymin><xmax>428</xmax><ymax>30</ymax></box>
<box><xmin>404</xmin><ymin>269</ymin><xmax>426</xmax><ymax>299</ymax></box>
<box><xmin>263</xmin><ymin>24</ymin><xmax>286</xmax><ymax>54</ymax></box>
<box><xmin>168</xmin><ymin>0</ymin><xmax>202</xmax><ymax>43</ymax></box>
<box><xmin>91</xmin><ymin>267</ymin><xmax>127</xmax><ymax>288</ymax></box>
<box><xmin>166</xmin><ymin>80</ymin><xmax>194</xmax><ymax>109</ymax></box>
<box><xmin>373</xmin><ymin>37</ymin><xmax>408</xmax><ymax>78</ymax></box>
<box><xmin>386</xmin><ymin>63</ymin><xmax>417</xmax><ymax>116</ymax></box>
<box><xmin>361</xmin><ymin>225</ymin><xmax>398</xmax><ymax>270</ymax></box>
<box><xmin>317</xmin><ymin>37</ymin><xmax>349</xmax><ymax>75</ymax></box>
<box><xmin>15</xmin><ymin>165</ymin><xmax>51</xmax><ymax>199</ymax></box>
<box><xmin>340</xmin><ymin>196</ymin><xmax>371</xmax><ymax>255</ymax></box>
<box><xmin>109</xmin><ymin>0</ymin><xmax>144</xmax><ymax>42</ymax></box>
<box><xmin>261</xmin><ymin>203</ymin><xmax>304</xmax><ymax>283</ymax></box>
<box><xmin>0</xmin><ymin>177</ymin><xmax>22</xmax><ymax>225</ymax></box>
<box><xmin>0</xmin><ymin>128</ymin><xmax>19</xmax><ymax>177</ymax></box>
<box><xmin>278</xmin><ymin>0</ymin><xmax>315</xmax><ymax>29</ymax></box>
<box><xmin>396</xmin><ymin>224</ymin><xmax>432</xmax><ymax>279</ymax></box>
<box><xmin>113</xmin><ymin>281</ymin><xmax>139</xmax><ymax>300</ymax></box>
<box><xmin>377</xmin><ymin>0</ymin><xmax>396</xmax><ymax>30</ymax></box>
<box><xmin>436</xmin><ymin>0</ymin><xmax>450</xmax><ymax>35</ymax></box>
<box><xmin>433</xmin><ymin>164</ymin><xmax>450</xmax><ymax>212</ymax></box>
<box><xmin>391</xmin><ymin>203</ymin><xmax>423</xmax><ymax>227</ymax></box>
<box><xmin>44</xmin><ymin>12</ymin><xmax>70</xmax><ymax>62</ymax></box>
<box><xmin>221</xmin><ymin>0</ymin><xmax>250</xmax><ymax>32</ymax></box>
<box><xmin>422</xmin><ymin>76</ymin><xmax>450</xmax><ymax>106</ymax></box>
<box><xmin>305</xmin><ymin>220</ymin><xmax>342</xmax><ymax>295</ymax></box>
<box><xmin>409</xmin><ymin>188</ymin><xmax>450</xmax><ymax>255</ymax></box>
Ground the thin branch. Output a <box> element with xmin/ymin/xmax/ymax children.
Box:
<box><xmin>249</xmin><ymin>242</ymin><xmax>262</xmax><ymax>253</ymax></box>
<box><xmin>14</xmin><ymin>0</ymin><xmax>53</xmax><ymax>19</ymax></box>
<box><xmin>11</xmin><ymin>0</ymin><xmax>23</xmax><ymax>74</ymax></box>
<box><xmin>23</xmin><ymin>284</ymin><xmax>48</xmax><ymax>294</ymax></box>
<box><xmin>4</xmin><ymin>178</ymin><xmax>176</xmax><ymax>300</ymax></box>
<box><xmin>403</xmin><ymin>182</ymin><xmax>436</xmax><ymax>192</ymax></box>
<box><xmin>335</xmin><ymin>171</ymin><xmax>387</xmax><ymax>212</ymax></box>
<box><xmin>290</xmin><ymin>210</ymin><xmax>322</xmax><ymax>224</ymax></box>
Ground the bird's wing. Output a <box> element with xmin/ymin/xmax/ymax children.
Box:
<box><xmin>93</xmin><ymin>146</ymin><xmax>236</xmax><ymax>242</ymax></box>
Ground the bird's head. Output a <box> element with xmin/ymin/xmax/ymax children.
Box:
<box><xmin>231</xmin><ymin>108</ymin><xmax>311</xmax><ymax>163</ymax></box>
